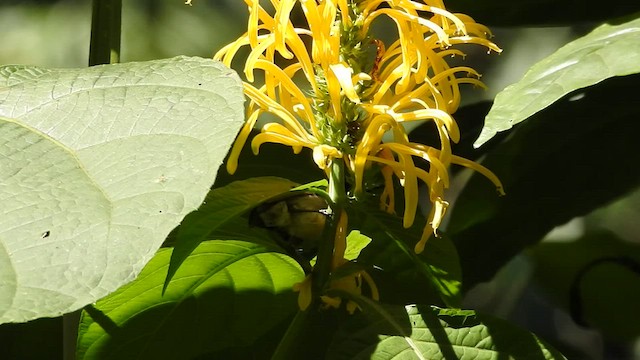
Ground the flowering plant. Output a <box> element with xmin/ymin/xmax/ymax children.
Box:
<box><xmin>214</xmin><ymin>0</ymin><xmax>507</xmax><ymax>313</ymax></box>
<box><xmin>2</xmin><ymin>0</ymin><xmax>640</xmax><ymax>359</ymax></box>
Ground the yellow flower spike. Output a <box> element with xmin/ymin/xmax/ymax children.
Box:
<box><xmin>367</xmin><ymin>156</ymin><xmax>437</xmax><ymax>195</ymax></box>
<box><xmin>353</xmin><ymin>116</ymin><xmax>395</xmax><ymax>194</ymax></box>
<box><xmin>430</xmin><ymin>119</ymin><xmax>454</xmax><ymax>166</ymax></box>
<box><xmin>245</xmin><ymin>0</ymin><xmax>260</xmax><ymax>48</ymax></box>
<box><xmin>407</xmin><ymin>99</ymin><xmax>459</xmax><ymax>153</ymax></box>
<box><xmin>244</xmin><ymin>37</ymin><xmax>277</xmax><ymax>82</ymax></box>
<box><xmin>273</xmin><ymin>0</ymin><xmax>297</xmax><ymax>59</ymax></box>
<box><xmin>252</xmin><ymin>59</ymin><xmax>316</xmax><ymax>122</ymax></box>
<box><xmin>252</xmin><ymin>132</ymin><xmax>310</xmax><ymax>155</ymax></box>
<box><xmin>260</xmin><ymin>122</ymin><xmax>313</xmax><ymax>145</ymax></box>
<box><xmin>299</xmin><ymin>0</ymin><xmax>323</xmax><ymax>59</ymax></box>
<box><xmin>285</xmin><ymin>32</ymin><xmax>319</xmax><ymax>91</ymax></box>
<box><xmin>337</xmin><ymin>0</ymin><xmax>351</xmax><ymax>26</ymax></box>
<box><xmin>219</xmin><ymin>0</ymin><xmax>504</xmax><ymax>257</ymax></box>
<box><xmin>388</xmin><ymin>78</ymin><xmax>443</xmax><ymax>111</ymax></box>
<box><xmin>243</xmin><ymin>83</ymin><xmax>310</xmax><ymax>139</ymax></box>
<box><xmin>313</xmin><ymin>145</ymin><xmax>342</xmax><ymax>169</ymax></box>
<box><xmin>328</xmin><ymin>63</ymin><xmax>362</xmax><ymax>104</ymax></box>
<box><xmin>400</xmin><ymin>1</ymin><xmax>467</xmax><ymax>33</ymax></box>
<box><xmin>372</xmin><ymin>142</ymin><xmax>451</xmax><ymax>229</ymax></box>
<box><xmin>397</xmin><ymin>152</ymin><xmax>419</xmax><ymax>228</ymax></box>
<box><xmin>449</xmin><ymin>154</ymin><xmax>506</xmax><ymax>196</ymax></box>
<box><xmin>226</xmin><ymin>108</ymin><xmax>263</xmax><ymax>175</ymax></box>
<box><xmin>377</xmin><ymin>148</ymin><xmax>397</xmax><ymax>213</ymax></box>
<box><xmin>453</xmin><ymin>13</ymin><xmax>494</xmax><ymax>38</ymax></box>
<box><xmin>309</xmin><ymin>2</ymin><xmax>339</xmax><ymax>65</ymax></box>
<box><xmin>415</xmin><ymin>197</ymin><xmax>448</xmax><ymax>253</ymax></box>
<box><xmin>325</xmin><ymin>69</ymin><xmax>345</xmax><ymax>124</ymax></box>
<box><xmin>214</xmin><ymin>33</ymin><xmax>256</xmax><ymax>67</ymax></box>
<box><xmin>370</xmin><ymin>68</ymin><xmax>404</xmax><ymax>105</ymax></box>
<box><xmin>366</xmin><ymin>9</ymin><xmax>450</xmax><ymax>46</ymax></box>
<box><xmin>378</xmin><ymin>142</ymin><xmax>450</xmax><ymax>187</ymax></box>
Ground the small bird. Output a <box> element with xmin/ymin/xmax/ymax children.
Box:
<box><xmin>250</xmin><ymin>192</ymin><xmax>328</xmax><ymax>261</ymax></box>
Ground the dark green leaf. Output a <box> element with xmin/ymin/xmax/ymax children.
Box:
<box><xmin>327</xmin><ymin>302</ymin><xmax>566</xmax><ymax>359</ymax></box>
<box><xmin>76</xmin><ymin>240</ymin><xmax>304</xmax><ymax>360</ymax></box>
<box><xmin>477</xmin><ymin>17</ymin><xmax>640</xmax><ymax>146</ymax></box>
<box><xmin>165</xmin><ymin>177</ymin><xmax>298</xmax><ymax>289</ymax></box>
<box><xmin>345</xmin><ymin>231</ymin><xmax>372</xmax><ymax>262</ymax></box>
<box><xmin>349</xmin><ymin>206</ymin><xmax>462</xmax><ymax>307</ymax></box>
<box><xmin>449</xmin><ymin>74</ymin><xmax>640</xmax><ymax>288</ymax></box>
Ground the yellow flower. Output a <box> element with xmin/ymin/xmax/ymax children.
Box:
<box><xmin>215</xmin><ymin>0</ymin><xmax>504</xmax><ymax>254</ymax></box>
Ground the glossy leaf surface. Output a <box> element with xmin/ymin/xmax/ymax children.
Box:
<box><xmin>477</xmin><ymin>17</ymin><xmax>640</xmax><ymax>146</ymax></box>
<box><xmin>450</xmin><ymin>75</ymin><xmax>640</xmax><ymax>287</ymax></box>
<box><xmin>328</xmin><ymin>302</ymin><xmax>565</xmax><ymax>359</ymax></box>
<box><xmin>77</xmin><ymin>240</ymin><xmax>304</xmax><ymax>359</ymax></box>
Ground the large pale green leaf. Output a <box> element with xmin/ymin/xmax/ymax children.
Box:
<box><xmin>165</xmin><ymin>177</ymin><xmax>298</xmax><ymax>288</ymax></box>
<box><xmin>76</xmin><ymin>239</ymin><xmax>304</xmax><ymax>359</ymax></box>
<box><xmin>328</xmin><ymin>302</ymin><xmax>566</xmax><ymax>359</ymax></box>
<box><xmin>476</xmin><ymin>17</ymin><xmax>640</xmax><ymax>147</ymax></box>
<box><xmin>0</xmin><ymin>56</ymin><xmax>244</xmax><ymax>323</ymax></box>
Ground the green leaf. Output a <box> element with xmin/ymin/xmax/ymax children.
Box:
<box><xmin>349</xmin><ymin>206</ymin><xmax>462</xmax><ymax>307</ymax></box>
<box><xmin>531</xmin><ymin>231</ymin><xmax>640</xmax><ymax>341</ymax></box>
<box><xmin>0</xmin><ymin>56</ymin><xmax>244</xmax><ymax>323</ymax></box>
<box><xmin>328</xmin><ymin>302</ymin><xmax>566</xmax><ymax>359</ymax></box>
<box><xmin>76</xmin><ymin>239</ymin><xmax>304</xmax><ymax>360</ymax></box>
<box><xmin>165</xmin><ymin>177</ymin><xmax>298</xmax><ymax>289</ymax></box>
<box><xmin>448</xmin><ymin>0</ymin><xmax>639</xmax><ymax>26</ymax></box>
<box><xmin>476</xmin><ymin>17</ymin><xmax>640</xmax><ymax>146</ymax></box>
<box><xmin>449</xmin><ymin>74</ymin><xmax>640</xmax><ymax>288</ymax></box>
<box><xmin>344</xmin><ymin>231</ymin><xmax>372</xmax><ymax>262</ymax></box>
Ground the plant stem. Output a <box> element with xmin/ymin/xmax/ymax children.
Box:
<box><xmin>63</xmin><ymin>311</ymin><xmax>81</xmax><ymax>360</ymax></box>
<box><xmin>89</xmin><ymin>0</ymin><xmax>122</xmax><ymax>66</ymax></box>
<box><xmin>312</xmin><ymin>159</ymin><xmax>346</xmax><ymax>297</ymax></box>
<box><xmin>272</xmin><ymin>160</ymin><xmax>347</xmax><ymax>359</ymax></box>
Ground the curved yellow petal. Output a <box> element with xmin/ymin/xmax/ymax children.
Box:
<box><xmin>226</xmin><ymin>108</ymin><xmax>262</xmax><ymax>175</ymax></box>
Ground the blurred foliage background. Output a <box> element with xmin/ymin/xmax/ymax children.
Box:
<box><xmin>1</xmin><ymin>1</ymin><xmax>639</xmax><ymax>359</ymax></box>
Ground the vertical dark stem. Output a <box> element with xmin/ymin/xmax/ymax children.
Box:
<box><xmin>66</xmin><ymin>3</ymin><xmax>123</xmax><ymax>358</ymax></box>
<box><xmin>311</xmin><ymin>159</ymin><xmax>346</xmax><ymax>297</ymax></box>
<box><xmin>63</xmin><ymin>311</ymin><xmax>81</xmax><ymax>360</ymax></box>
<box><xmin>272</xmin><ymin>160</ymin><xmax>347</xmax><ymax>359</ymax></box>
<box><xmin>89</xmin><ymin>0</ymin><xmax>122</xmax><ymax>66</ymax></box>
